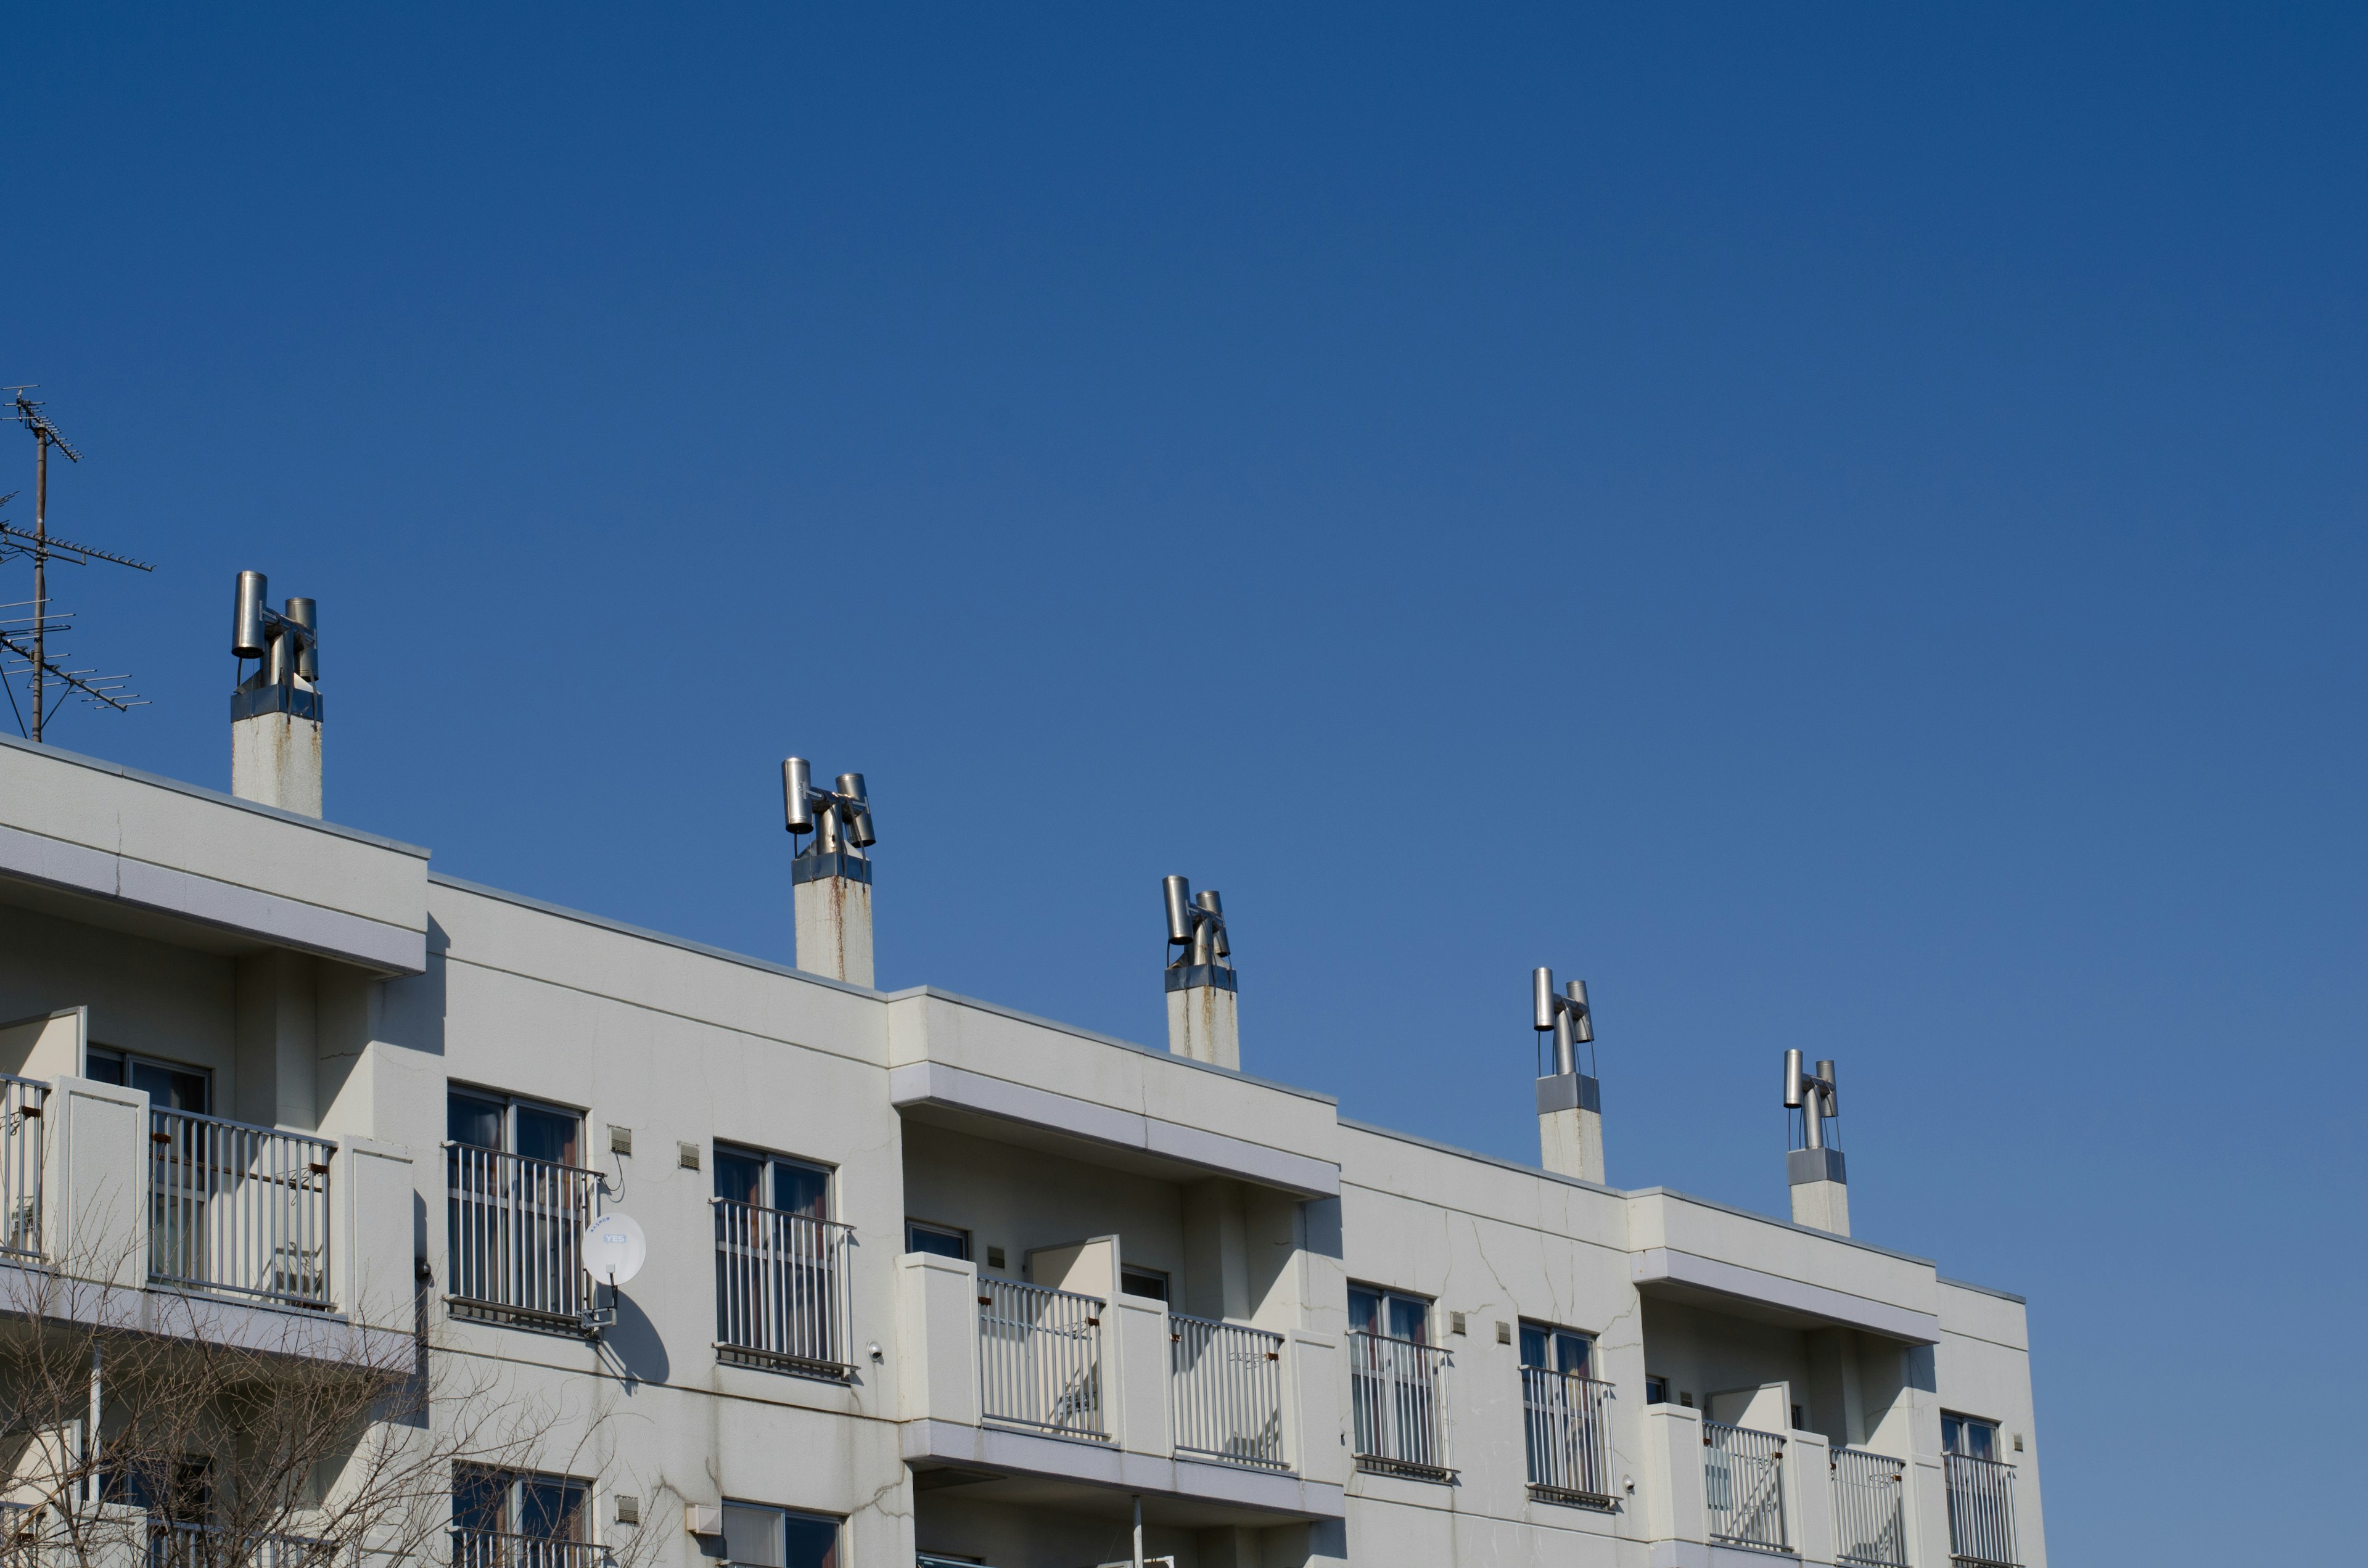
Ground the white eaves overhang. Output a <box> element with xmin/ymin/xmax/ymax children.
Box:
<box><xmin>889</xmin><ymin>1061</ymin><xmax>1340</xmax><ymax>1199</ymax></box>
<box><xmin>1630</xmin><ymin>1247</ymin><xmax>1941</xmax><ymax>1345</ymax></box>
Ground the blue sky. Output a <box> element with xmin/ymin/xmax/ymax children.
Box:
<box><xmin>7</xmin><ymin>7</ymin><xmax>2364</xmax><ymax>1559</ymax></box>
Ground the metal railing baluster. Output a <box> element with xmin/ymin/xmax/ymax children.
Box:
<box><xmin>1832</xmin><ymin>1447</ymin><xmax>1910</xmax><ymax>1567</ymax></box>
<box><xmin>1347</xmin><ymin>1329</ymin><xmax>1453</xmax><ymax>1479</ymax></box>
<box><xmin>1703</xmin><ymin>1421</ymin><xmax>1788</xmax><ymax>1553</ymax></box>
<box><xmin>976</xmin><ymin>1277</ymin><xmax>1107</xmax><ymax>1440</ymax></box>
<box><xmin>710</xmin><ymin>1197</ymin><xmax>853</xmax><ymax>1377</ymax></box>
<box><xmin>1169</xmin><ymin>1312</ymin><xmax>1287</xmax><ymax>1471</ymax></box>
<box><xmin>442</xmin><ymin>1144</ymin><xmax>601</xmax><ymax>1329</ymax></box>
<box><xmin>1521</xmin><ymin>1367</ymin><xmax>1616</xmax><ymax>1504</ymax></box>
<box><xmin>146</xmin><ymin>1107</ymin><xmax>333</xmax><ymax>1308</ymax></box>
<box><xmin>1944</xmin><ymin>1451</ymin><xmax>2022</xmax><ymax>1567</ymax></box>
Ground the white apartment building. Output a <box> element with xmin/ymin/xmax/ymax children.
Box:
<box><xmin>0</xmin><ymin>580</ymin><xmax>2044</xmax><ymax>1568</ymax></box>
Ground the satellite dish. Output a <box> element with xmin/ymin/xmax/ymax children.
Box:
<box><xmin>582</xmin><ymin>1212</ymin><xmax>647</xmax><ymax>1287</ymax></box>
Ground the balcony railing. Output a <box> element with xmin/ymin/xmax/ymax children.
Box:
<box><xmin>1348</xmin><ymin>1330</ymin><xmax>1452</xmax><ymax>1480</ymax></box>
<box><xmin>1944</xmin><ymin>1452</ymin><xmax>2021</xmax><ymax>1567</ymax></box>
<box><xmin>1833</xmin><ymin>1447</ymin><xmax>1910</xmax><ymax>1568</ymax></box>
<box><xmin>1169</xmin><ymin>1312</ymin><xmax>1286</xmax><ymax>1471</ymax></box>
<box><xmin>149</xmin><ymin>1521</ymin><xmax>341</xmax><ymax>1568</ymax></box>
<box><xmin>977</xmin><ymin>1276</ymin><xmax>1106</xmax><ymax>1440</ymax></box>
<box><xmin>1703</xmin><ymin>1421</ymin><xmax>1786</xmax><ymax>1553</ymax></box>
<box><xmin>445</xmin><ymin>1144</ymin><xmax>601</xmax><ymax>1329</ymax></box>
<box><xmin>450</xmin><ymin>1529</ymin><xmax>599</xmax><ymax>1568</ymax></box>
<box><xmin>1521</xmin><ymin>1367</ymin><xmax>1615</xmax><ymax>1506</ymax></box>
<box><xmin>712</xmin><ymin>1197</ymin><xmax>853</xmax><ymax>1378</ymax></box>
<box><xmin>0</xmin><ymin>1077</ymin><xmax>44</xmax><ymax>1260</ymax></box>
<box><xmin>149</xmin><ymin>1108</ymin><xmax>334</xmax><ymax>1308</ymax></box>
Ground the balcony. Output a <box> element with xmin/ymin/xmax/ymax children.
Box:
<box><xmin>1703</xmin><ymin>1420</ymin><xmax>1787</xmax><ymax>1553</ymax></box>
<box><xmin>149</xmin><ymin>1107</ymin><xmax>334</xmax><ymax>1310</ymax></box>
<box><xmin>1832</xmin><ymin>1447</ymin><xmax>1909</xmax><ymax>1568</ymax></box>
<box><xmin>712</xmin><ymin>1197</ymin><xmax>853</xmax><ymax>1379</ymax></box>
<box><xmin>1347</xmin><ymin>1330</ymin><xmax>1451</xmax><ymax>1482</ymax></box>
<box><xmin>894</xmin><ymin>1250</ymin><xmax>1344</xmax><ymax>1525</ymax></box>
<box><xmin>1521</xmin><ymin>1367</ymin><xmax>1614</xmax><ymax>1508</ymax></box>
<box><xmin>1944</xmin><ymin>1453</ymin><xmax>2021</xmax><ymax>1567</ymax></box>
<box><xmin>1169</xmin><ymin>1313</ymin><xmax>1285</xmax><ymax>1472</ymax></box>
<box><xmin>14</xmin><ymin>1075</ymin><xmax>412</xmax><ymax>1349</ymax></box>
<box><xmin>444</xmin><ymin>1143</ymin><xmax>601</xmax><ymax>1332</ymax></box>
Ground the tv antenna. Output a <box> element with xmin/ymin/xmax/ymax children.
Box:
<box><xmin>0</xmin><ymin>388</ymin><xmax>153</xmax><ymax>742</ymax></box>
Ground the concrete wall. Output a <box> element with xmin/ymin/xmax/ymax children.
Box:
<box><xmin>1336</xmin><ymin>1123</ymin><xmax>1637</xmax><ymax>1566</ymax></box>
<box><xmin>1936</xmin><ymin>1279</ymin><xmax>2046</xmax><ymax>1568</ymax></box>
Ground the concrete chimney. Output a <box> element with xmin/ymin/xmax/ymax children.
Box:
<box><xmin>1783</xmin><ymin>1049</ymin><xmax>1849</xmax><ymax>1234</ymax></box>
<box><xmin>229</xmin><ymin>570</ymin><xmax>323</xmax><ymax>818</ymax></box>
<box><xmin>1532</xmin><ymin>968</ymin><xmax>1605</xmax><ymax>1183</ymax></box>
<box><xmin>1162</xmin><ymin>876</ymin><xmax>1239</xmax><ymax>1070</ymax></box>
<box><xmin>784</xmin><ymin>759</ymin><xmax>876</xmax><ymax>988</ymax></box>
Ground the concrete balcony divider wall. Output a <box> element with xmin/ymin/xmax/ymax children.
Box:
<box><xmin>334</xmin><ymin>1136</ymin><xmax>413</xmax><ymax>1331</ymax></box>
<box><xmin>1639</xmin><ymin>1403</ymin><xmax>1708</xmax><ymax>1558</ymax></box>
<box><xmin>1786</xmin><ymin>1427</ymin><xmax>1835</xmax><ymax>1564</ymax></box>
<box><xmin>1911</xmin><ymin>1452</ymin><xmax>1952</xmax><ymax>1568</ymax></box>
<box><xmin>1285</xmin><ymin>1331</ymin><xmax>1344</xmax><ymax>1488</ymax></box>
<box><xmin>1110</xmin><ymin>1292</ymin><xmax>1170</xmax><ymax>1457</ymax></box>
<box><xmin>897</xmin><ymin>1250</ymin><xmax>983</xmax><ymax>1426</ymax></box>
<box><xmin>43</xmin><ymin>1074</ymin><xmax>149</xmax><ymax>1288</ymax></box>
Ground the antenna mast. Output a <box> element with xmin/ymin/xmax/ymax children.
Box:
<box><xmin>1</xmin><ymin>388</ymin><xmax>154</xmax><ymax>742</ymax></box>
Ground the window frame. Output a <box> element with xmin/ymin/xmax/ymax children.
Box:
<box><xmin>717</xmin><ymin>1499</ymin><xmax>841</xmax><ymax>1568</ymax></box>
<box><xmin>1117</xmin><ymin>1266</ymin><xmax>1170</xmax><ymax>1303</ymax></box>
<box><xmin>1516</xmin><ymin>1320</ymin><xmax>1595</xmax><ymax>1379</ymax></box>
<box><xmin>1941</xmin><ymin>1411</ymin><xmax>2002</xmax><ymax>1461</ymax></box>
<box><xmin>447</xmin><ymin>1085</ymin><xmax>586</xmax><ymax>1168</ymax></box>
<box><xmin>1644</xmin><ymin>1374</ymin><xmax>1669</xmax><ymax>1405</ymax></box>
<box><xmin>1347</xmin><ymin>1283</ymin><xmax>1433</xmax><ymax>1344</ymax></box>
<box><xmin>84</xmin><ymin>1046</ymin><xmax>210</xmax><ymax>1115</ymax></box>
<box><xmin>713</xmin><ymin>1143</ymin><xmax>834</xmax><ymax>1221</ymax></box>
<box><xmin>452</xmin><ymin>1464</ymin><xmax>592</xmax><ymax>1543</ymax></box>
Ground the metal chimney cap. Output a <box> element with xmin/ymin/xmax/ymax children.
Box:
<box><xmin>232</xmin><ymin>571</ymin><xmax>269</xmax><ymax>659</ymax></box>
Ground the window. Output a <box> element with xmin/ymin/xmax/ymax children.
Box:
<box><xmin>445</xmin><ymin>1091</ymin><xmax>596</xmax><ymax>1324</ymax></box>
<box><xmin>905</xmin><ymin>1221</ymin><xmax>968</xmax><ymax>1261</ymax></box>
<box><xmin>1645</xmin><ymin>1375</ymin><xmax>1669</xmax><ymax>1405</ymax></box>
<box><xmin>453</xmin><ymin>1465</ymin><xmax>588</xmax><ymax>1567</ymax></box>
<box><xmin>1119</xmin><ymin>1267</ymin><xmax>1169</xmax><ymax>1302</ymax></box>
<box><xmin>718</xmin><ymin>1502</ymin><xmax>837</xmax><ymax>1568</ymax></box>
<box><xmin>715</xmin><ymin>1147</ymin><xmax>831</xmax><ymax>1219</ymax></box>
<box><xmin>448</xmin><ymin>1089</ymin><xmax>581</xmax><ymax>1165</ymax></box>
<box><xmin>1942</xmin><ymin>1413</ymin><xmax>1999</xmax><ymax>1461</ymax></box>
<box><xmin>85</xmin><ymin>1048</ymin><xmax>208</xmax><ymax>1114</ymax></box>
<box><xmin>1518</xmin><ymin>1323</ymin><xmax>1592</xmax><ymax>1379</ymax></box>
<box><xmin>1349</xmin><ymin>1285</ymin><xmax>1429</xmax><ymax>1344</ymax></box>
<box><xmin>715</xmin><ymin>1149</ymin><xmax>847</xmax><ymax>1376</ymax></box>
